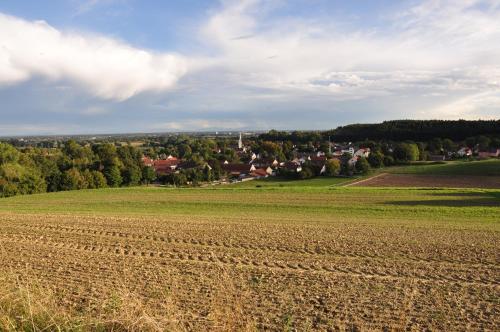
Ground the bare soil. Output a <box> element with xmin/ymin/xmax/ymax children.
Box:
<box><xmin>353</xmin><ymin>173</ymin><xmax>500</xmax><ymax>188</ymax></box>
<box><xmin>0</xmin><ymin>212</ymin><xmax>498</xmax><ymax>331</ymax></box>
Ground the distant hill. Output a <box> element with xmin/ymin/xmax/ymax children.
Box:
<box><xmin>325</xmin><ymin>120</ymin><xmax>500</xmax><ymax>141</ymax></box>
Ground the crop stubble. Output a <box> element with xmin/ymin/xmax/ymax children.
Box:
<box><xmin>0</xmin><ymin>206</ymin><xmax>498</xmax><ymax>331</ymax></box>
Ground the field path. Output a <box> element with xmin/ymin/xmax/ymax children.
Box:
<box><xmin>342</xmin><ymin>172</ymin><xmax>387</xmax><ymax>187</ymax></box>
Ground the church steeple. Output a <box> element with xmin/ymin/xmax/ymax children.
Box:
<box><xmin>238</xmin><ymin>132</ymin><xmax>243</xmax><ymax>149</ymax></box>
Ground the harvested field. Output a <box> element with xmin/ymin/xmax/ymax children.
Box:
<box><xmin>0</xmin><ymin>187</ymin><xmax>499</xmax><ymax>330</ymax></box>
<box><xmin>352</xmin><ymin>173</ymin><xmax>500</xmax><ymax>188</ymax></box>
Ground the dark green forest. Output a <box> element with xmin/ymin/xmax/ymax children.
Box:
<box><xmin>326</xmin><ymin>120</ymin><xmax>500</xmax><ymax>141</ymax></box>
<box><xmin>259</xmin><ymin>120</ymin><xmax>500</xmax><ymax>143</ymax></box>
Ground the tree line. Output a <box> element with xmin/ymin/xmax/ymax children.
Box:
<box><xmin>259</xmin><ymin>120</ymin><xmax>500</xmax><ymax>143</ymax></box>
<box><xmin>0</xmin><ymin>140</ymin><xmax>154</xmax><ymax>197</ymax></box>
<box><xmin>325</xmin><ymin>120</ymin><xmax>500</xmax><ymax>142</ymax></box>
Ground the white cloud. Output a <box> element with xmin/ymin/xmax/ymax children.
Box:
<box><xmin>424</xmin><ymin>91</ymin><xmax>500</xmax><ymax>119</ymax></box>
<box><xmin>0</xmin><ymin>13</ymin><xmax>187</xmax><ymax>100</ymax></box>
<box><xmin>1</xmin><ymin>0</ymin><xmax>499</xmax><ymax>128</ymax></box>
<box><xmin>197</xmin><ymin>0</ymin><xmax>500</xmax><ymax>109</ymax></box>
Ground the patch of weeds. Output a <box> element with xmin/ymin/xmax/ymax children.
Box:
<box><xmin>103</xmin><ymin>293</ymin><xmax>122</xmax><ymax>314</ymax></box>
<box><xmin>248</xmin><ymin>274</ymin><xmax>263</xmax><ymax>287</ymax></box>
<box><xmin>282</xmin><ymin>312</ymin><xmax>295</xmax><ymax>332</ymax></box>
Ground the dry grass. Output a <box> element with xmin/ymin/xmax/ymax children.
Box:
<box><xmin>0</xmin><ymin>266</ymin><xmax>259</xmax><ymax>332</ymax></box>
<box><xmin>0</xmin><ymin>272</ymin><xmax>183</xmax><ymax>331</ymax></box>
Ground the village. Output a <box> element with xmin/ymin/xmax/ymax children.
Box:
<box><xmin>141</xmin><ymin>132</ymin><xmax>500</xmax><ymax>185</ymax></box>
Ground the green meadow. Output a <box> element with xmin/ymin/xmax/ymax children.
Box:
<box><xmin>1</xmin><ymin>185</ymin><xmax>498</xmax><ymax>228</ymax></box>
<box><xmin>0</xmin><ymin>159</ymin><xmax>498</xmax><ymax>229</ymax></box>
<box><xmin>385</xmin><ymin>159</ymin><xmax>500</xmax><ymax>176</ymax></box>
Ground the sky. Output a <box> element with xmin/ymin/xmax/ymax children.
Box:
<box><xmin>0</xmin><ymin>0</ymin><xmax>499</xmax><ymax>135</ymax></box>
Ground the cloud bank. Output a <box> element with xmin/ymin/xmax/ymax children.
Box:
<box><xmin>0</xmin><ymin>13</ymin><xmax>187</xmax><ymax>100</ymax></box>
<box><xmin>197</xmin><ymin>0</ymin><xmax>500</xmax><ymax>118</ymax></box>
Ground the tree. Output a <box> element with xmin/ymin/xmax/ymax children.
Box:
<box><xmin>298</xmin><ymin>166</ymin><xmax>314</xmax><ymax>179</ymax></box>
<box><xmin>324</xmin><ymin>159</ymin><xmax>341</xmax><ymax>176</ymax></box>
<box><xmin>62</xmin><ymin>140</ymin><xmax>94</xmax><ymax>169</ymax></box>
<box><xmin>142</xmin><ymin>166</ymin><xmax>156</xmax><ymax>185</ymax></box>
<box><xmin>92</xmin><ymin>171</ymin><xmax>108</xmax><ymax>188</ymax></box>
<box><xmin>427</xmin><ymin>138</ymin><xmax>443</xmax><ymax>154</ymax></box>
<box><xmin>325</xmin><ymin>120</ymin><xmax>500</xmax><ymax>142</ymax></box>
<box><xmin>184</xmin><ymin>168</ymin><xmax>203</xmax><ymax>185</ymax></box>
<box><xmin>94</xmin><ymin>143</ymin><xmax>121</xmax><ymax>168</ymax></box>
<box><xmin>260</xmin><ymin>141</ymin><xmax>284</xmax><ymax>159</ymax></box>
<box><xmin>82</xmin><ymin>169</ymin><xmax>96</xmax><ymax>189</ymax></box>
<box><xmin>360</xmin><ymin>140</ymin><xmax>378</xmax><ymax>151</ymax></box>
<box><xmin>416</xmin><ymin>142</ymin><xmax>427</xmax><ymax>161</ymax></box>
<box><xmin>393</xmin><ymin>143</ymin><xmax>419</xmax><ymax>163</ymax></box>
<box><xmin>442</xmin><ymin>138</ymin><xmax>457</xmax><ymax>153</ymax></box>
<box><xmin>340</xmin><ymin>153</ymin><xmax>354</xmax><ymax>176</ymax></box>
<box><xmin>82</xmin><ymin>169</ymin><xmax>107</xmax><ymax>189</ymax></box>
<box><xmin>30</xmin><ymin>154</ymin><xmax>61</xmax><ymax>192</ymax></box>
<box><xmin>0</xmin><ymin>162</ymin><xmax>46</xmax><ymax>197</ymax></box>
<box><xmin>160</xmin><ymin>172</ymin><xmax>187</xmax><ymax>187</ymax></box>
<box><xmin>367</xmin><ymin>151</ymin><xmax>384</xmax><ymax>168</ymax></box>
<box><xmin>0</xmin><ymin>178</ymin><xmax>19</xmax><ymax>197</ymax></box>
<box><xmin>318</xmin><ymin>142</ymin><xmax>330</xmax><ymax>154</ymax></box>
<box><xmin>60</xmin><ymin>168</ymin><xmax>87</xmax><ymax>191</ymax></box>
<box><xmin>383</xmin><ymin>155</ymin><xmax>395</xmax><ymax>166</ymax></box>
<box><xmin>104</xmin><ymin>165</ymin><xmax>122</xmax><ymax>187</ymax></box>
<box><xmin>122</xmin><ymin>165</ymin><xmax>142</xmax><ymax>186</ymax></box>
<box><xmin>490</xmin><ymin>138</ymin><xmax>500</xmax><ymax>149</ymax></box>
<box><xmin>477</xmin><ymin>136</ymin><xmax>491</xmax><ymax>151</ymax></box>
<box><xmin>0</xmin><ymin>142</ymin><xmax>20</xmax><ymax>164</ymax></box>
<box><xmin>178</xmin><ymin>144</ymin><xmax>192</xmax><ymax>158</ymax></box>
<box><xmin>282</xmin><ymin>141</ymin><xmax>294</xmax><ymax>159</ymax></box>
<box><xmin>465</xmin><ymin>137</ymin><xmax>476</xmax><ymax>148</ymax></box>
<box><xmin>210</xmin><ymin>160</ymin><xmax>222</xmax><ymax>180</ymax></box>
<box><xmin>355</xmin><ymin>157</ymin><xmax>371</xmax><ymax>174</ymax></box>
<box><xmin>203</xmin><ymin>165</ymin><xmax>213</xmax><ymax>182</ymax></box>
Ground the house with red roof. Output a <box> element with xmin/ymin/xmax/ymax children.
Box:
<box><xmin>222</xmin><ymin>163</ymin><xmax>256</xmax><ymax>177</ymax></box>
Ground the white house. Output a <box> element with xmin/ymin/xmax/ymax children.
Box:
<box><xmin>354</xmin><ymin>148</ymin><xmax>371</xmax><ymax>158</ymax></box>
<box><xmin>457</xmin><ymin>147</ymin><xmax>472</xmax><ymax>157</ymax></box>
<box><xmin>341</xmin><ymin>147</ymin><xmax>355</xmax><ymax>156</ymax></box>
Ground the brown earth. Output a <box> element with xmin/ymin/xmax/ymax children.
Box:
<box><xmin>352</xmin><ymin>173</ymin><xmax>500</xmax><ymax>188</ymax></box>
<box><xmin>0</xmin><ymin>213</ymin><xmax>498</xmax><ymax>331</ymax></box>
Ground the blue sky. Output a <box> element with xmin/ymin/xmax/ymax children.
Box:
<box><xmin>0</xmin><ymin>0</ymin><xmax>499</xmax><ymax>135</ymax></box>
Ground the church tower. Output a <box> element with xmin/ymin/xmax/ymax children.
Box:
<box><xmin>238</xmin><ymin>132</ymin><xmax>243</xmax><ymax>149</ymax></box>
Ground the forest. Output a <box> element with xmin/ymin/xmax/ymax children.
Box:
<box><xmin>324</xmin><ymin>119</ymin><xmax>500</xmax><ymax>142</ymax></box>
<box><xmin>259</xmin><ymin>120</ymin><xmax>500</xmax><ymax>143</ymax></box>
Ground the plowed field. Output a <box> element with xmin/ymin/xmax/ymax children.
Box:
<box><xmin>0</xmin><ymin>187</ymin><xmax>498</xmax><ymax>331</ymax></box>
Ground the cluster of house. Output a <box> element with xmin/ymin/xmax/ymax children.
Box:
<box><xmin>224</xmin><ymin>147</ymin><xmax>371</xmax><ymax>178</ymax></box>
<box><xmin>142</xmin><ymin>155</ymin><xmax>180</xmax><ymax>174</ymax></box>
<box><xmin>141</xmin><ymin>133</ymin><xmax>500</xmax><ymax>182</ymax></box>
<box><xmin>446</xmin><ymin>147</ymin><xmax>500</xmax><ymax>159</ymax></box>
<box><xmin>142</xmin><ymin>135</ymin><xmax>371</xmax><ymax>182</ymax></box>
